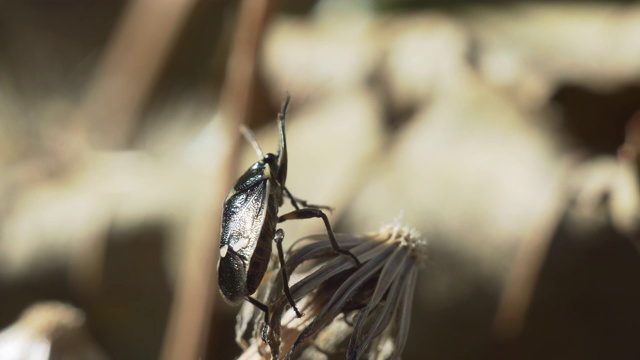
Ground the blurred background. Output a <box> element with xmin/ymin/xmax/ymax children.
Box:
<box><xmin>1</xmin><ymin>1</ymin><xmax>640</xmax><ymax>359</ymax></box>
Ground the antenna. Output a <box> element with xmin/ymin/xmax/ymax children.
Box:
<box><xmin>240</xmin><ymin>125</ymin><xmax>264</xmax><ymax>159</ymax></box>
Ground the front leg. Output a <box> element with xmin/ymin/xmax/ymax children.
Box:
<box><xmin>283</xmin><ymin>187</ymin><xmax>333</xmax><ymax>212</ymax></box>
<box><xmin>278</xmin><ymin>208</ymin><xmax>360</xmax><ymax>266</ymax></box>
<box><xmin>274</xmin><ymin>229</ymin><xmax>303</xmax><ymax>318</ymax></box>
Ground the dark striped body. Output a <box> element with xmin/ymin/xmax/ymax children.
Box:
<box><xmin>218</xmin><ymin>96</ymin><xmax>292</xmax><ymax>310</ymax></box>
<box><xmin>217</xmin><ymin>95</ymin><xmax>356</xmax><ymax>327</ymax></box>
<box><xmin>218</xmin><ymin>155</ymin><xmax>283</xmax><ymax>305</ymax></box>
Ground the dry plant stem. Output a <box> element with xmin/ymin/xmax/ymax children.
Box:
<box><xmin>218</xmin><ymin>0</ymin><xmax>275</xmax><ymax>128</ymax></box>
<box><xmin>79</xmin><ymin>0</ymin><xmax>196</xmax><ymax>148</ymax></box>
<box><xmin>160</xmin><ymin>188</ymin><xmax>229</xmax><ymax>360</ymax></box>
<box><xmin>161</xmin><ymin>1</ymin><xmax>274</xmax><ymax>360</ymax></box>
<box><xmin>493</xmin><ymin>192</ymin><xmax>568</xmax><ymax>340</ymax></box>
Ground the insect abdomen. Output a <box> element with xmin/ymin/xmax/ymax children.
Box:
<box><xmin>245</xmin><ymin>189</ymin><xmax>278</xmax><ymax>295</ymax></box>
<box><xmin>218</xmin><ymin>251</ymin><xmax>247</xmax><ymax>305</ymax></box>
<box><xmin>218</xmin><ymin>177</ymin><xmax>269</xmax><ymax>304</ymax></box>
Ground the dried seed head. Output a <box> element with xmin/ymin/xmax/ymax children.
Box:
<box><xmin>236</xmin><ymin>222</ymin><xmax>426</xmax><ymax>360</ymax></box>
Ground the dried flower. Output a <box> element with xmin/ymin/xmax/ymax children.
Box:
<box><xmin>0</xmin><ymin>302</ymin><xmax>109</xmax><ymax>360</ymax></box>
<box><xmin>236</xmin><ymin>221</ymin><xmax>426</xmax><ymax>359</ymax></box>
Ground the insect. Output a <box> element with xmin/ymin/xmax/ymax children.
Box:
<box><xmin>217</xmin><ymin>95</ymin><xmax>360</xmax><ymax>327</ymax></box>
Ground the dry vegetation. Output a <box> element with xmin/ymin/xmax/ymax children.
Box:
<box><xmin>0</xmin><ymin>1</ymin><xmax>639</xmax><ymax>359</ymax></box>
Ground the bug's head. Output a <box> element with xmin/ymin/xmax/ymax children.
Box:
<box><xmin>262</xmin><ymin>152</ymin><xmax>280</xmax><ymax>180</ymax></box>
<box><xmin>263</xmin><ymin>153</ymin><xmax>277</xmax><ymax>164</ymax></box>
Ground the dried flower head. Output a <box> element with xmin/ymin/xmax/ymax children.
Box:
<box><xmin>0</xmin><ymin>302</ymin><xmax>109</xmax><ymax>360</ymax></box>
<box><xmin>236</xmin><ymin>221</ymin><xmax>426</xmax><ymax>360</ymax></box>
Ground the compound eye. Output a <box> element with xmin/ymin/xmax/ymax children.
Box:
<box><xmin>263</xmin><ymin>153</ymin><xmax>277</xmax><ymax>163</ymax></box>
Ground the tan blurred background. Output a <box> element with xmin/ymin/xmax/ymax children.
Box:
<box><xmin>1</xmin><ymin>1</ymin><xmax>640</xmax><ymax>359</ymax></box>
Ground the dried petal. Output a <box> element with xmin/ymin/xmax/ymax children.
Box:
<box><xmin>237</xmin><ymin>222</ymin><xmax>426</xmax><ymax>360</ymax></box>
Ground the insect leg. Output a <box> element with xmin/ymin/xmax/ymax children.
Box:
<box><xmin>278</xmin><ymin>208</ymin><xmax>360</xmax><ymax>266</ymax></box>
<box><xmin>274</xmin><ymin>229</ymin><xmax>303</xmax><ymax>318</ymax></box>
<box><xmin>245</xmin><ymin>296</ymin><xmax>270</xmax><ymax>342</ymax></box>
<box><xmin>245</xmin><ymin>296</ymin><xmax>269</xmax><ymax>322</ymax></box>
<box><xmin>283</xmin><ymin>187</ymin><xmax>333</xmax><ymax>212</ymax></box>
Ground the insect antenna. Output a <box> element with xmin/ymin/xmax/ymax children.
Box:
<box><xmin>276</xmin><ymin>94</ymin><xmax>291</xmax><ymax>185</ymax></box>
<box><xmin>277</xmin><ymin>94</ymin><xmax>291</xmax><ymax>158</ymax></box>
<box><xmin>240</xmin><ymin>125</ymin><xmax>264</xmax><ymax>159</ymax></box>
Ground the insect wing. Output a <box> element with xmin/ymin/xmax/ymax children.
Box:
<box><xmin>230</xmin><ymin>162</ymin><xmax>266</xmax><ymax>197</ymax></box>
<box><xmin>220</xmin><ymin>180</ymin><xmax>268</xmax><ymax>261</ymax></box>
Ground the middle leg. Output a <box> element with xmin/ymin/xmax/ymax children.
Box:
<box><xmin>273</xmin><ymin>228</ymin><xmax>303</xmax><ymax>318</ymax></box>
<box><xmin>278</xmin><ymin>208</ymin><xmax>360</xmax><ymax>266</ymax></box>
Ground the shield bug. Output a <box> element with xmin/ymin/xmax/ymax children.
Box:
<box><xmin>217</xmin><ymin>95</ymin><xmax>360</xmax><ymax>328</ymax></box>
